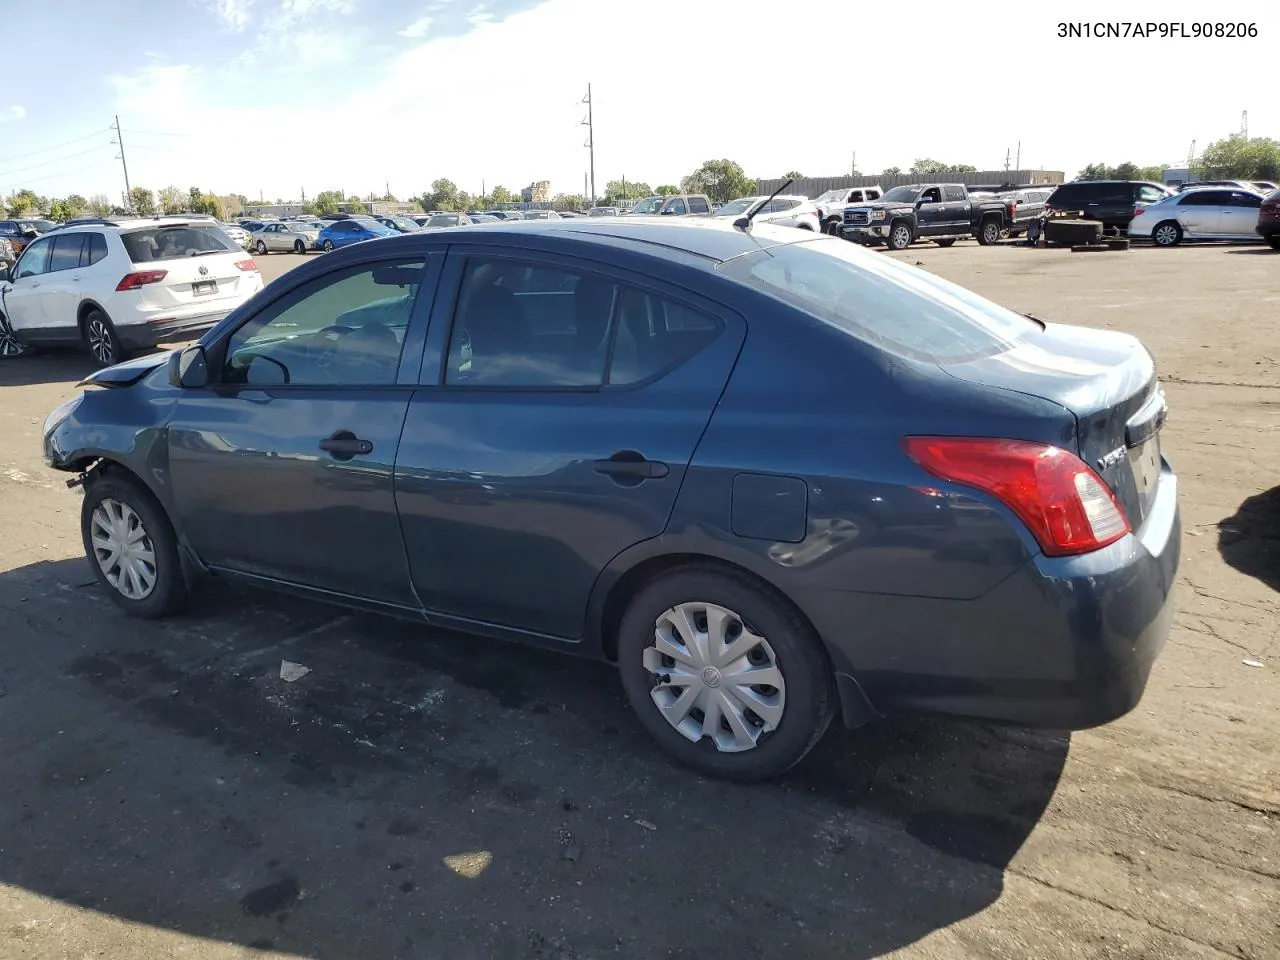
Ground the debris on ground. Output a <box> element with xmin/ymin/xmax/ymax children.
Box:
<box><xmin>633</xmin><ymin>818</ymin><xmax>657</xmax><ymax>831</ymax></box>
<box><xmin>279</xmin><ymin>660</ymin><xmax>311</xmax><ymax>682</ymax></box>
<box><xmin>1242</xmin><ymin>659</ymin><xmax>1264</xmax><ymax>669</ymax></box>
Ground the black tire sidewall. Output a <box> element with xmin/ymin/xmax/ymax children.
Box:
<box><xmin>83</xmin><ymin>310</ymin><xmax>122</xmax><ymax>367</ymax></box>
<box><xmin>617</xmin><ymin>567</ymin><xmax>834</xmax><ymax>781</ymax></box>
<box><xmin>80</xmin><ymin>473</ymin><xmax>186</xmax><ymax>619</ymax></box>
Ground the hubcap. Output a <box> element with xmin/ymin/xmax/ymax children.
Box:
<box><xmin>1156</xmin><ymin>225</ymin><xmax>1177</xmax><ymax>245</ymax></box>
<box><xmin>893</xmin><ymin>226</ymin><xmax>910</xmax><ymax>247</ymax></box>
<box><xmin>90</xmin><ymin>499</ymin><xmax>157</xmax><ymax>600</ymax></box>
<box><xmin>984</xmin><ymin>223</ymin><xmax>999</xmax><ymax>243</ymax></box>
<box><xmin>0</xmin><ymin>314</ymin><xmax>25</xmax><ymax>358</ymax></box>
<box><xmin>88</xmin><ymin>318</ymin><xmax>114</xmax><ymax>364</ymax></box>
<box><xmin>643</xmin><ymin>602</ymin><xmax>786</xmax><ymax>753</ymax></box>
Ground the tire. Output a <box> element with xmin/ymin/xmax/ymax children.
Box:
<box><xmin>886</xmin><ymin>221</ymin><xmax>913</xmax><ymax>251</ymax></box>
<box><xmin>82</xmin><ymin>309</ymin><xmax>125</xmax><ymax>367</ymax></box>
<box><xmin>322</xmin><ymin>240</ymin><xmax>334</xmax><ymax>252</ymax></box>
<box><xmin>0</xmin><ymin>309</ymin><xmax>29</xmax><ymax>359</ymax></box>
<box><xmin>935</xmin><ymin>238</ymin><xmax>957</xmax><ymax>247</ymax></box>
<box><xmin>256</xmin><ymin>240</ymin><xmax>268</xmax><ymax>255</ymax></box>
<box><xmin>81</xmin><ymin>470</ymin><xmax>188</xmax><ymax>619</ymax></box>
<box><xmin>823</xmin><ymin>218</ymin><xmax>842</xmax><ymax>235</ymax></box>
<box><xmin>1268</xmin><ymin>236</ymin><xmax>1280</xmax><ymax>250</ymax></box>
<box><xmin>977</xmin><ymin>218</ymin><xmax>1002</xmax><ymax>246</ymax></box>
<box><xmin>1152</xmin><ymin>221</ymin><xmax>1182</xmax><ymax>247</ymax></box>
<box><xmin>294</xmin><ymin>239</ymin><xmax>306</xmax><ymax>254</ymax></box>
<box><xmin>617</xmin><ymin>564</ymin><xmax>836</xmax><ymax>781</ymax></box>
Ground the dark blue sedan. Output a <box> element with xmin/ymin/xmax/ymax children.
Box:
<box><xmin>315</xmin><ymin>217</ymin><xmax>397</xmax><ymax>251</ymax></box>
<box><xmin>41</xmin><ymin>219</ymin><xmax>1180</xmax><ymax>781</ymax></box>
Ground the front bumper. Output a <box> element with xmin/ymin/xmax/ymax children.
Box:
<box><xmin>842</xmin><ymin>223</ymin><xmax>889</xmax><ymax>242</ymax></box>
<box><xmin>798</xmin><ymin>460</ymin><xmax>1181</xmax><ymax>730</ymax></box>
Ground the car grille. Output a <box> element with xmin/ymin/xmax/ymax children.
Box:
<box><xmin>844</xmin><ymin>209</ymin><xmax>870</xmax><ymax>226</ymax></box>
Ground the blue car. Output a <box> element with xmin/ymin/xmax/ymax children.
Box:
<box><xmin>41</xmin><ymin>218</ymin><xmax>1179</xmax><ymax>781</ymax></box>
<box><xmin>316</xmin><ymin>217</ymin><xmax>397</xmax><ymax>251</ymax></box>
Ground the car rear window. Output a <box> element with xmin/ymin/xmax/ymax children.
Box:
<box><xmin>121</xmin><ymin>225</ymin><xmax>238</xmax><ymax>263</ymax></box>
<box><xmin>723</xmin><ymin>238</ymin><xmax>1034</xmax><ymax>364</ymax></box>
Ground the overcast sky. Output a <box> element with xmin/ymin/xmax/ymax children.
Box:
<box><xmin>1</xmin><ymin>0</ymin><xmax>1276</xmax><ymax>204</ymax></box>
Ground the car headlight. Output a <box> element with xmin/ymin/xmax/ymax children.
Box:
<box><xmin>43</xmin><ymin>393</ymin><xmax>83</xmax><ymax>438</ymax></box>
<box><xmin>871</xmin><ymin>210</ymin><xmax>887</xmax><ymax>220</ymax></box>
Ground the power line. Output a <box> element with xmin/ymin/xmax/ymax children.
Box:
<box><xmin>121</xmin><ymin>128</ymin><xmax>190</xmax><ymax>137</ymax></box>
<box><xmin>0</xmin><ymin>143</ymin><xmax>112</xmax><ymax>180</ymax></box>
<box><xmin>0</xmin><ymin>128</ymin><xmax>111</xmax><ymax>165</ymax></box>
<box><xmin>6</xmin><ymin>160</ymin><xmax>114</xmax><ymax>189</ymax></box>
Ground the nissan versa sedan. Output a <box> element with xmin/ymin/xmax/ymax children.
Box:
<box><xmin>40</xmin><ymin>219</ymin><xmax>1180</xmax><ymax>781</ymax></box>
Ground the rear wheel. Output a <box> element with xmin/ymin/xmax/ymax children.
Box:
<box><xmin>83</xmin><ymin>309</ymin><xmax>124</xmax><ymax>367</ymax></box>
<box><xmin>256</xmin><ymin>240</ymin><xmax>268</xmax><ymax>255</ymax></box>
<box><xmin>977</xmin><ymin>218</ymin><xmax>1002</xmax><ymax>245</ymax></box>
<box><xmin>617</xmin><ymin>564</ymin><xmax>835</xmax><ymax>781</ymax></box>
<box><xmin>886</xmin><ymin>221</ymin><xmax>913</xmax><ymax>251</ymax></box>
<box><xmin>81</xmin><ymin>471</ymin><xmax>188</xmax><ymax>618</ymax></box>
<box><xmin>1266</xmin><ymin>235</ymin><xmax>1280</xmax><ymax>250</ymax></box>
<box><xmin>322</xmin><ymin>240</ymin><xmax>334</xmax><ymax>252</ymax></box>
<box><xmin>0</xmin><ymin>310</ymin><xmax>28</xmax><ymax>359</ymax></box>
<box><xmin>1152</xmin><ymin>221</ymin><xmax>1182</xmax><ymax>246</ymax></box>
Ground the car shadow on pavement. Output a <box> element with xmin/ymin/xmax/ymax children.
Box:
<box><xmin>0</xmin><ymin>557</ymin><xmax>1068</xmax><ymax>959</ymax></box>
<box><xmin>0</xmin><ymin>349</ymin><xmax>103</xmax><ymax>388</ymax></box>
<box><xmin>1225</xmin><ymin>247</ymin><xmax>1280</xmax><ymax>255</ymax></box>
<box><xmin>1218</xmin><ymin>485</ymin><xmax>1280</xmax><ymax>592</ymax></box>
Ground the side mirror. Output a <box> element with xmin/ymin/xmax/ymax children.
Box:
<box><xmin>167</xmin><ymin>344</ymin><xmax>210</xmax><ymax>388</ymax></box>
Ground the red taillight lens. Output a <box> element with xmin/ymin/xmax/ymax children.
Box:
<box><xmin>1009</xmin><ymin>200</ymin><xmax>1017</xmax><ymax>218</ymax></box>
<box><xmin>902</xmin><ymin>436</ymin><xmax>1131</xmax><ymax>556</ymax></box>
<box><xmin>115</xmin><ymin>270</ymin><xmax>167</xmax><ymax>291</ymax></box>
<box><xmin>235</xmin><ymin>259</ymin><xmax>258</xmax><ymax>272</ymax></box>
<box><xmin>1131</xmin><ymin>208</ymin><xmax>1144</xmax><ymax>216</ymax></box>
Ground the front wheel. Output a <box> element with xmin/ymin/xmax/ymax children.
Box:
<box><xmin>617</xmin><ymin>565</ymin><xmax>835</xmax><ymax>781</ymax></box>
<box><xmin>886</xmin><ymin>221</ymin><xmax>913</xmax><ymax>251</ymax></box>
<box><xmin>81</xmin><ymin>471</ymin><xmax>188</xmax><ymax>618</ymax></box>
<box><xmin>0</xmin><ymin>310</ymin><xmax>28</xmax><ymax>359</ymax></box>
<box><xmin>824</xmin><ymin>218</ymin><xmax>842</xmax><ymax>235</ymax></box>
<box><xmin>977</xmin><ymin>219</ymin><xmax>1002</xmax><ymax>245</ymax></box>
<box><xmin>294</xmin><ymin>239</ymin><xmax>306</xmax><ymax>254</ymax></box>
<box><xmin>256</xmin><ymin>240</ymin><xmax>268</xmax><ymax>255</ymax></box>
<box><xmin>1152</xmin><ymin>221</ymin><xmax>1182</xmax><ymax>247</ymax></box>
<box><xmin>322</xmin><ymin>240</ymin><xmax>334</xmax><ymax>252</ymax></box>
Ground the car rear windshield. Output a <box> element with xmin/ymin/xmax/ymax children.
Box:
<box><xmin>121</xmin><ymin>225</ymin><xmax>239</xmax><ymax>263</ymax></box>
<box><xmin>723</xmin><ymin>238</ymin><xmax>1034</xmax><ymax>364</ymax></box>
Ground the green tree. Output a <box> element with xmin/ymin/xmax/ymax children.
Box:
<box><xmin>88</xmin><ymin>194</ymin><xmax>113</xmax><ymax>217</ymax></box>
<box><xmin>679</xmin><ymin>159</ymin><xmax>754</xmax><ymax>204</ymax></box>
<box><xmin>48</xmin><ymin>198</ymin><xmax>77</xmax><ymax>221</ymax></box>
<box><xmin>188</xmin><ymin>186</ymin><xmax>204</xmax><ymax>210</ymax></box>
<box><xmin>654</xmin><ymin>184</ymin><xmax>679</xmax><ymax>195</ymax></box>
<box><xmin>881</xmin><ymin>166</ymin><xmax>902</xmax><ymax>176</ymax></box>
<box><xmin>4</xmin><ymin>189</ymin><xmax>41</xmax><ymax>217</ymax></box>
<box><xmin>220</xmin><ymin>194</ymin><xmax>243</xmax><ymax>217</ymax></box>
<box><xmin>782</xmin><ymin>170</ymin><xmax>804</xmax><ymax>180</ymax></box>
<box><xmin>490</xmin><ymin>185</ymin><xmax>514</xmax><ymax>205</ymax></box>
<box><xmin>602</xmin><ymin>180</ymin><xmax>652</xmax><ymax>204</ymax></box>
<box><xmin>381</xmin><ymin>192</ymin><xmax>397</xmax><ymax>202</ymax></box>
<box><xmin>909</xmin><ymin>159</ymin><xmax>977</xmax><ymax>176</ymax></box>
<box><xmin>422</xmin><ymin>178</ymin><xmax>460</xmax><ymax>211</ymax></box>
<box><xmin>551</xmin><ymin>193</ymin><xmax>584</xmax><ymax>211</ymax></box>
<box><xmin>1198</xmin><ymin>135</ymin><xmax>1280</xmax><ymax>181</ymax></box>
<box><xmin>158</xmin><ymin>185</ymin><xmax>185</xmax><ymax>214</ymax></box>
<box><xmin>306</xmin><ymin>190</ymin><xmax>343</xmax><ymax>215</ymax></box>
<box><xmin>128</xmin><ymin>187</ymin><xmax>156</xmax><ymax>215</ymax></box>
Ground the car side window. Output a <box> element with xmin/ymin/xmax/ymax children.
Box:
<box><xmin>446</xmin><ymin>258</ymin><xmax>617</xmax><ymax>387</ymax></box>
<box><xmin>1179</xmin><ymin>191</ymin><xmax>1219</xmax><ymax>206</ymax></box>
<box><xmin>920</xmin><ymin>188</ymin><xmax>942</xmax><ymax>203</ymax></box>
<box><xmin>1135</xmin><ymin>185</ymin><xmax>1167</xmax><ymax>204</ymax></box>
<box><xmin>223</xmin><ymin>258</ymin><xmax>427</xmax><ymax>387</ymax></box>
<box><xmin>609</xmin><ymin>288</ymin><xmax>724</xmax><ymax>387</ymax></box>
<box><xmin>689</xmin><ymin>196</ymin><xmax>709</xmax><ymax>214</ymax></box>
<box><xmin>48</xmin><ymin>233</ymin><xmax>86</xmax><ymax>273</ymax></box>
<box><xmin>1227</xmin><ymin>191</ymin><xmax>1261</xmax><ymax>208</ymax></box>
<box><xmin>942</xmin><ymin>186</ymin><xmax>965</xmax><ymax>202</ymax></box>
<box><xmin>14</xmin><ymin>237</ymin><xmax>53</xmax><ymax>278</ymax></box>
<box><xmin>666</xmin><ymin>198</ymin><xmax>688</xmax><ymax>215</ymax></box>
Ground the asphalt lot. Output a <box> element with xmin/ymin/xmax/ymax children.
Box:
<box><xmin>1</xmin><ymin>242</ymin><xmax>1277</xmax><ymax>960</ymax></box>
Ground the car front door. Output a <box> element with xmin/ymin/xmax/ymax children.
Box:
<box><xmin>0</xmin><ymin>236</ymin><xmax>54</xmax><ymax>337</ymax></box>
<box><xmin>1177</xmin><ymin>190</ymin><xmax>1225</xmax><ymax>236</ymax></box>
<box><xmin>1220</xmin><ymin>190</ymin><xmax>1262</xmax><ymax>237</ymax></box>
<box><xmin>393</xmin><ymin>249</ymin><xmax>746</xmax><ymax>639</ymax></box>
<box><xmin>166</xmin><ymin>251</ymin><xmax>443</xmax><ymax>605</ymax></box>
<box><xmin>915</xmin><ymin>187</ymin><xmax>946</xmax><ymax>236</ymax></box>
<box><xmin>37</xmin><ymin>232</ymin><xmax>88</xmax><ymax>328</ymax></box>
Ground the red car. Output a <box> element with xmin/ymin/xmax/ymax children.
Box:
<box><xmin>1257</xmin><ymin>188</ymin><xmax>1280</xmax><ymax>250</ymax></box>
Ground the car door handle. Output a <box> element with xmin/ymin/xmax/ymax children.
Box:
<box><xmin>594</xmin><ymin>451</ymin><xmax>669</xmax><ymax>483</ymax></box>
<box><xmin>319</xmin><ymin>430</ymin><xmax>373</xmax><ymax>460</ymax></box>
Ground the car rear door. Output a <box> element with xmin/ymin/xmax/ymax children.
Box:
<box><xmin>1219</xmin><ymin>190</ymin><xmax>1262</xmax><ymax>237</ymax></box>
<box><xmin>1177</xmin><ymin>190</ymin><xmax>1225</xmax><ymax>236</ymax></box>
<box><xmin>393</xmin><ymin>247</ymin><xmax>746</xmax><ymax>639</ymax></box>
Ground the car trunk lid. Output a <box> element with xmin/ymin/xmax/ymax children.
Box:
<box><xmin>941</xmin><ymin>322</ymin><xmax>1165</xmax><ymax>529</ymax></box>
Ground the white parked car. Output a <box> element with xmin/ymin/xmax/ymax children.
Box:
<box><xmin>250</xmin><ymin>220</ymin><xmax>320</xmax><ymax>254</ymax></box>
<box><xmin>219</xmin><ymin>222</ymin><xmax>250</xmax><ymax>248</ymax></box>
<box><xmin>712</xmin><ymin>195</ymin><xmax>821</xmax><ymax>231</ymax></box>
<box><xmin>1127</xmin><ymin>187</ymin><xmax>1265</xmax><ymax>246</ymax></box>
<box><xmin>0</xmin><ymin>217</ymin><xmax>263</xmax><ymax>366</ymax></box>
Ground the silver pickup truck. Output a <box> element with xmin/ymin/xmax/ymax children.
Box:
<box><xmin>813</xmin><ymin>186</ymin><xmax>883</xmax><ymax>233</ymax></box>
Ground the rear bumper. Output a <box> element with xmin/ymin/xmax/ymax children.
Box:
<box><xmin>1256</xmin><ymin>220</ymin><xmax>1279</xmax><ymax>240</ymax></box>
<box><xmin>801</xmin><ymin>461</ymin><xmax>1181</xmax><ymax>730</ymax></box>
<box><xmin>116</xmin><ymin>311</ymin><xmax>233</xmax><ymax>350</ymax></box>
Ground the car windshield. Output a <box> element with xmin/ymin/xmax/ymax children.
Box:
<box><xmin>629</xmin><ymin>197</ymin><xmax>664</xmax><ymax>214</ymax></box>
<box><xmin>523</xmin><ymin>211</ymin><xmax>549</xmax><ymax>219</ymax></box>
<box><xmin>20</xmin><ymin>220</ymin><xmax>57</xmax><ymax>233</ymax></box>
<box><xmin>813</xmin><ymin>190</ymin><xmax>847</xmax><ymax>204</ymax></box>
<box><xmin>713</xmin><ymin>199</ymin><xmax>759</xmax><ymax>218</ymax></box>
<box><xmin>722</xmin><ymin>237</ymin><xmax>1034</xmax><ymax>364</ymax></box>
<box><xmin>121</xmin><ymin>225</ymin><xmax>239</xmax><ymax>263</ymax></box>
<box><xmin>881</xmin><ymin>186</ymin><xmax>922</xmax><ymax>203</ymax></box>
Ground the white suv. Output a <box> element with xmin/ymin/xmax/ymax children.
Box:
<box><xmin>711</xmin><ymin>195</ymin><xmax>821</xmax><ymax>231</ymax></box>
<box><xmin>0</xmin><ymin>217</ymin><xmax>264</xmax><ymax>366</ymax></box>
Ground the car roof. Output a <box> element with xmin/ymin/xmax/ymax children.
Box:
<box><xmin>365</xmin><ymin>217</ymin><xmax>810</xmax><ymax>265</ymax></box>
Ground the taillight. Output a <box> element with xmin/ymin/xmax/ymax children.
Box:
<box><xmin>1009</xmin><ymin>200</ymin><xmax>1017</xmax><ymax>218</ymax></box>
<box><xmin>235</xmin><ymin>259</ymin><xmax>258</xmax><ymax>272</ymax></box>
<box><xmin>1131</xmin><ymin>208</ymin><xmax>1144</xmax><ymax>217</ymax></box>
<box><xmin>115</xmin><ymin>270</ymin><xmax>167</xmax><ymax>291</ymax></box>
<box><xmin>902</xmin><ymin>437</ymin><xmax>1131</xmax><ymax>556</ymax></box>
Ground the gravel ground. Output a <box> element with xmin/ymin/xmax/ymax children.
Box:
<box><xmin>0</xmin><ymin>242</ymin><xmax>1276</xmax><ymax>960</ymax></box>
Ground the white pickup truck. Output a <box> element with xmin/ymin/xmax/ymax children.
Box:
<box><xmin>813</xmin><ymin>186</ymin><xmax>884</xmax><ymax>234</ymax></box>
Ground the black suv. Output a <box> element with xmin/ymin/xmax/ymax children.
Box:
<box><xmin>1045</xmin><ymin>180</ymin><xmax>1171</xmax><ymax>230</ymax></box>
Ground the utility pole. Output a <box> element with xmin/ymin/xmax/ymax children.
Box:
<box><xmin>581</xmin><ymin>83</ymin><xmax>595</xmax><ymax>204</ymax></box>
<box><xmin>851</xmin><ymin>150</ymin><xmax>856</xmax><ymax>176</ymax></box>
<box><xmin>111</xmin><ymin>115</ymin><xmax>133</xmax><ymax>210</ymax></box>
<box><xmin>1015</xmin><ymin>141</ymin><xmax>1021</xmax><ymax>173</ymax></box>
<box><xmin>1004</xmin><ymin>147</ymin><xmax>1011</xmax><ymax>173</ymax></box>
<box><xmin>1241</xmin><ymin>110</ymin><xmax>1248</xmax><ymax>138</ymax></box>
